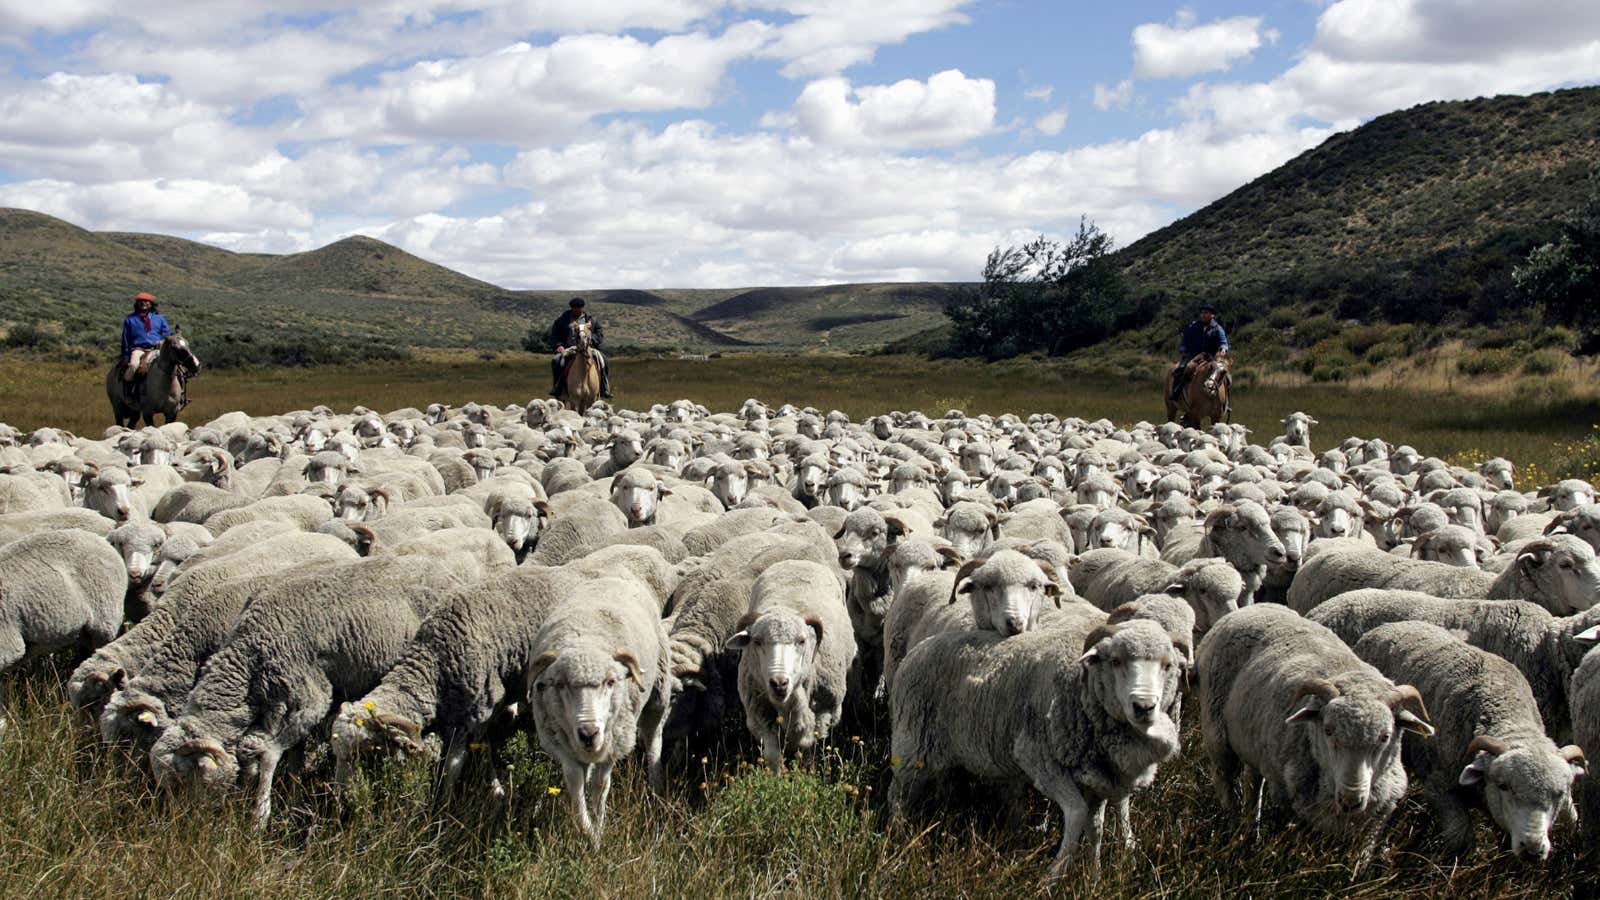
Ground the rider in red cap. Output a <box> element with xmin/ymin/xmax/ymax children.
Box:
<box><xmin>121</xmin><ymin>292</ymin><xmax>172</xmax><ymax>400</ymax></box>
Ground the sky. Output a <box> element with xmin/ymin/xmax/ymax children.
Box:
<box><xmin>1</xmin><ymin>1</ymin><xmax>1597</xmax><ymax>289</ymax></box>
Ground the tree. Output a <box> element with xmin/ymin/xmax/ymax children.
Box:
<box><xmin>1514</xmin><ymin>165</ymin><xmax>1600</xmax><ymax>352</ymax></box>
<box><xmin>944</xmin><ymin>218</ymin><xmax>1129</xmax><ymax>360</ymax></box>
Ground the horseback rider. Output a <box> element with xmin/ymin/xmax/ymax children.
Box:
<box><xmin>548</xmin><ymin>297</ymin><xmax>614</xmax><ymax>398</ymax></box>
<box><xmin>121</xmin><ymin>292</ymin><xmax>171</xmax><ymax>401</ymax></box>
<box><xmin>1170</xmin><ymin>304</ymin><xmax>1228</xmax><ymax>402</ymax></box>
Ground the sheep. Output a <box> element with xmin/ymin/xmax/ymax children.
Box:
<box><xmin>681</xmin><ymin>506</ymin><xmax>789</xmax><ymax>557</ymax></box>
<box><xmin>1079</xmin><ymin>553</ymin><xmax>1242</xmax><ymax>635</ymax></box>
<box><xmin>148</xmin><ymin>554</ymin><xmax>478</xmax><ymax>827</ymax></box>
<box><xmin>890</xmin><ymin>618</ymin><xmax>1184</xmax><ymax>876</ymax></box>
<box><xmin>147</xmin><ymin>532</ymin><xmax>207</xmax><ymax>597</ymax></box>
<box><xmin>1572</xmin><ymin>646</ymin><xmax>1600</xmax><ymax>827</ymax></box>
<box><xmin>824</xmin><ymin>466</ymin><xmax>871</xmax><ymax>511</ymax></box>
<box><xmin>610</xmin><ymin>468</ymin><xmax>671</xmax><ymax>527</ymax></box>
<box><xmin>1289</xmin><ymin>535</ymin><xmax>1600</xmax><ymax>616</ymax></box>
<box><xmin>1160</xmin><ymin>501</ymin><xmax>1286</xmax><ymax>606</ymax></box>
<box><xmin>81</xmin><ymin>466</ymin><xmax>146</xmax><ymax>522</ymax></box>
<box><xmin>528</xmin><ymin>574</ymin><xmax>671</xmax><ymax>845</ymax></box>
<box><xmin>485</xmin><ymin>494</ymin><xmax>550</xmax><ymax>562</ymax></box>
<box><xmin>1352</xmin><ymin>621</ymin><xmax>1585</xmax><ymax>860</ymax></box>
<box><xmin>1306</xmin><ymin>589</ymin><xmax>1600</xmax><ymax>741</ymax></box>
<box><xmin>881</xmin><ymin>540</ymin><xmax>965</xmax><ymax>687</ymax></box>
<box><xmin>203</xmin><ymin>494</ymin><xmax>334</xmax><ymax>536</ymax></box>
<box><xmin>949</xmin><ymin>549</ymin><xmax>1066</xmax><ymax>637</ymax></box>
<box><xmin>1547</xmin><ymin>479</ymin><xmax>1596</xmax><ymax>512</ymax></box>
<box><xmin>1281</xmin><ymin>412</ymin><xmax>1318</xmax><ymax>449</ymax></box>
<box><xmin>1084</xmin><ymin>507</ymin><xmax>1155</xmax><ymax>556</ymax></box>
<box><xmin>1197</xmin><ymin>604</ymin><xmax>1434</xmax><ymax>865</ymax></box>
<box><xmin>0</xmin><ymin>508</ymin><xmax>117</xmax><ymax>545</ymax></box>
<box><xmin>527</xmin><ymin>495</ymin><xmax>629</xmax><ymax>566</ymax></box>
<box><xmin>1409</xmin><ymin>524</ymin><xmax>1491</xmax><ymax>568</ymax></box>
<box><xmin>663</xmin><ymin>523</ymin><xmax>839</xmax><ymax>747</ymax></box>
<box><xmin>726</xmin><ymin>560</ymin><xmax>855</xmax><ymax>772</ymax></box>
<box><xmin>1545</xmin><ymin>504</ymin><xmax>1600</xmax><ymax>554</ymax></box>
<box><xmin>332</xmin><ymin>549</ymin><xmax>674</xmax><ymax>792</ymax></box>
<box><xmin>0</xmin><ymin>529</ymin><xmax>128</xmax><ymax>728</ymax></box>
<box><xmin>106</xmin><ymin>520</ymin><xmax>168</xmax><ymax>618</ymax></box>
<box><xmin>834</xmin><ymin>507</ymin><xmax>909</xmax><ymax>696</ymax></box>
<box><xmin>934</xmin><ymin>501</ymin><xmax>1000</xmax><ymax>559</ymax></box>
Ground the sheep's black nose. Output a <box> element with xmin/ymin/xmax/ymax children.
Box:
<box><xmin>1131</xmin><ymin>699</ymin><xmax>1156</xmax><ymax>720</ymax></box>
<box><xmin>576</xmin><ymin>724</ymin><xmax>600</xmax><ymax>747</ymax></box>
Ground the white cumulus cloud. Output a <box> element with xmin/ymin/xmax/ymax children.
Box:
<box><xmin>1132</xmin><ymin>13</ymin><xmax>1276</xmax><ymax>79</ymax></box>
<box><xmin>782</xmin><ymin>69</ymin><xmax>996</xmax><ymax>149</ymax></box>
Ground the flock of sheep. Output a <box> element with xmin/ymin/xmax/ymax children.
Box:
<box><xmin>1</xmin><ymin>399</ymin><xmax>1598</xmax><ymax>878</ymax></box>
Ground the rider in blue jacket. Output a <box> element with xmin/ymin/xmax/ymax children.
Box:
<box><xmin>121</xmin><ymin>292</ymin><xmax>171</xmax><ymax>392</ymax></box>
<box><xmin>1171</xmin><ymin>305</ymin><xmax>1228</xmax><ymax>401</ymax></box>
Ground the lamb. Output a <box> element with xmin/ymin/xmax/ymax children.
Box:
<box><xmin>0</xmin><ymin>529</ymin><xmax>127</xmax><ymax>729</ymax></box>
<box><xmin>1352</xmin><ymin>621</ymin><xmax>1584</xmax><ymax>860</ymax></box>
<box><xmin>528</xmin><ymin>573</ymin><xmax>671</xmax><ymax>845</ymax></box>
<box><xmin>148</xmin><ymin>553</ymin><xmax>477</xmax><ymax>826</ymax></box>
<box><xmin>890</xmin><ymin>618</ymin><xmax>1184</xmax><ymax>876</ymax></box>
<box><xmin>1306</xmin><ymin>589</ymin><xmax>1600</xmax><ymax>740</ymax></box>
<box><xmin>1288</xmin><ymin>535</ymin><xmax>1600</xmax><ymax>616</ymax></box>
<box><xmin>726</xmin><ymin>559</ymin><xmax>855</xmax><ymax>772</ymax></box>
<box><xmin>1197</xmin><ymin>604</ymin><xmax>1434</xmax><ymax>864</ymax></box>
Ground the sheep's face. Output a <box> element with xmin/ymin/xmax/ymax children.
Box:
<box><xmin>889</xmin><ymin>470</ymin><xmax>925</xmax><ymax>495</ymax></box>
<box><xmin>1034</xmin><ymin>462</ymin><xmax>1065</xmax><ymax>490</ymax></box>
<box><xmin>649</xmin><ymin>443</ymin><xmax>685</xmax><ymax>471</ymax></box>
<box><xmin>387</xmin><ymin>422</ymin><xmax>416</xmax><ymax>447</ymax></box>
<box><xmin>612</xmin><ymin>480</ymin><xmax>663</xmax><ymax>527</ymax></box>
<box><xmin>795</xmin><ymin>460</ymin><xmax>828</xmax><ymax>499</ymax></box>
<box><xmin>85</xmin><ymin>469</ymin><xmax>139</xmax><ymax>522</ymax></box>
<box><xmin>1414</xmin><ymin>529</ymin><xmax>1480</xmax><ymax>568</ymax></box>
<box><xmin>1555</xmin><ymin>481</ymin><xmax>1595</xmax><ymax>512</ymax></box>
<box><xmin>67</xmin><ymin>666</ymin><xmax>125</xmax><ymax>718</ymax></box>
<box><xmin>710</xmin><ymin>466</ymin><xmax>750</xmax><ymax>509</ymax></box>
<box><xmin>610</xmin><ymin>434</ymin><xmax>645</xmax><ymax>465</ymax></box>
<box><xmin>1090</xmin><ymin>514</ymin><xmax>1148</xmax><ymax>553</ymax></box>
<box><xmin>961</xmin><ymin>552</ymin><xmax>1057</xmax><ymax>636</ymax></box>
<box><xmin>1460</xmin><ymin>743</ymin><xmax>1585</xmax><ymax>862</ymax></box>
<box><xmin>149</xmin><ymin>549</ymin><xmax>188</xmax><ymax>596</ymax></box>
<box><xmin>1286</xmin><ymin>687</ymin><xmax>1426</xmax><ymax>815</ymax></box>
<box><xmin>1124</xmin><ymin>466</ymin><xmax>1159</xmax><ymax>499</ymax></box>
<box><xmin>1081</xmin><ymin>621</ymin><xmax>1180</xmax><ymax>735</ymax></box>
<box><xmin>533</xmin><ymin>650</ymin><xmax>637</xmax><ymax>763</ymax></box>
<box><xmin>959</xmin><ymin>444</ymin><xmax>994</xmax><ymax>478</ymax></box>
<box><xmin>1211</xmin><ymin>503</ymin><xmax>1288</xmax><ymax>568</ymax></box>
<box><xmin>825</xmin><ymin>476</ymin><xmax>863</xmax><ymax>511</ymax></box>
<box><xmin>1268</xmin><ymin>511</ymin><xmax>1310</xmax><ymax>574</ymax></box>
<box><xmin>152</xmin><ymin>728</ymin><xmax>239</xmax><ymax>797</ymax></box>
<box><xmin>1075</xmin><ymin>476</ymin><xmax>1118</xmax><ymax>511</ymax></box>
<box><xmin>1149</xmin><ymin>503</ymin><xmax>1193</xmax><ymax>546</ymax></box>
<box><xmin>330</xmin><ymin>703</ymin><xmax>425</xmax><ymax>776</ymax></box>
<box><xmin>938</xmin><ymin>472</ymin><xmax>968</xmax><ymax>506</ymax></box>
<box><xmin>336</xmin><ymin>487</ymin><xmax>377</xmax><ymax>523</ymax></box>
<box><xmin>887</xmin><ymin>543</ymin><xmax>959</xmax><ymax>599</ymax></box>
<box><xmin>139</xmin><ymin>444</ymin><xmax>173</xmax><ymax>467</ymax></box>
<box><xmin>109</xmin><ymin>525</ymin><xmax>163</xmax><ymax>583</ymax></box>
<box><xmin>727</xmin><ymin>614</ymin><xmax>821</xmax><ymax>706</ymax></box>
<box><xmin>307</xmin><ymin>455</ymin><xmax>347</xmax><ymax>486</ymax></box>
<box><xmin>935</xmin><ymin>505</ymin><xmax>993</xmax><ymax>560</ymax></box>
<box><xmin>1312</xmin><ymin>497</ymin><xmax>1360</xmax><ymax>540</ymax></box>
<box><xmin>1282</xmin><ymin>414</ymin><xmax>1314</xmax><ymax>448</ymax></box>
<box><xmin>1517</xmin><ymin>538</ymin><xmax>1600</xmax><ymax>615</ymax></box>
<box><xmin>495</xmin><ymin>504</ymin><xmax>542</xmax><ymax>552</ymax></box>
<box><xmin>835</xmin><ymin>510</ymin><xmax>891</xmax><ymax>571</ymax></box>
<box><xmin>1482</xmin><ymin>460</ymin><xmax>1515</xmax><ymax>491</ymax></box>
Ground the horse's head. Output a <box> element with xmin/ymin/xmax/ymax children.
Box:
<box><xmin>1202</xmin><ymin>354</ymin><xmax>1230</xmax><ymax>393</ymax></box>
<box><xmin>162</xmin><ymin>332</ymin><xmax>202</xmax><ymax>375</ymax></box>
<box><xmin>573</xmin><ymin>320</ymin><xmax>593</xmax><ymax>353</ymax></box>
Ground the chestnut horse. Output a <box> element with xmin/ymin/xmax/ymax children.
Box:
<box><xmin>1165</xmin><ymin>353</ymin><xmax>1231</xmax><ymax>428</ymax></box>
<box><xmin>561</xmin><ymin>320</ymin><xmax>601</xmax><ymax>415</ymax></box>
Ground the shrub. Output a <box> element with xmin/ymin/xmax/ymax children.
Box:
<box><xmin>1289</xmin><ymin>315</ymin><xmax>1340</xmax><ymax>348</ymax></box>
<box><xmin>1311</xmin><ymin>362</ymin><xmax>1347</xmax><ymax>382</ymax></box>
<box><xmin>1532</xmin><ymin>326</ymin><xmax>1577</xmax><ymax>351</ymax></box>
<box><xmin>1521</xmin><ymin>349</ymin><xmax>1569</xmax><ymax>375</ymax></box>
<box><xmin>1</xmin><ymin>322</ymin><xmax>60</xmax><ymax>350</ymax></box>
<box><xmin>1265</xmin><ymin>307</ymin><xmax>1299</xmax><ymax>329</ymax></box>
<box><xmin>1364</xmin><ymin>341</ymin><xmax>1405</xmax><ymax>364</ymax></box>
<box><xmin>1342</xmin><ymin>324</ymin><xmax>1391</xmax><ymax>355</ymax></box>
<box><xmin>1457</xmin><ymin>348</ymin><xmax>1516</xmax><ymax>376</ymax></box>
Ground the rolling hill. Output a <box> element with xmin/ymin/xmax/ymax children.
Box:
<box><xmin>2</xmin><ymin>84</ymin><xmax>1596</xmax><ymax>366</ymax></box>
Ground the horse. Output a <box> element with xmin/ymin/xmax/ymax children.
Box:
<box><xmin>106</xmin><ymin>332</ymin><xmax>201</xmax><ymax>428</ymax></box>
<box><xmin>1165</xmin><ymin>352</ymin><xmax>1231</xmax><ymax>429</ymax></box>
<box><xmin>560</xmin><ymin>320</ymin><xmax>601</xmax><ymax>415</ymax></box>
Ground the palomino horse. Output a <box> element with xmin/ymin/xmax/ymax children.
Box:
<box><xmin>561</xmin><ymin>320</ymin><xmax>602</xmax><ymax>415</ymax></box>
<box><xmin>1165</xmin><ymin>353</ymin><xmax>1231</xmax><ymax>428</ymax></box>
<box><xmin>105</xmin><ymin>332</ymin><xmax>201</xmax><ymax>428</ymax></box>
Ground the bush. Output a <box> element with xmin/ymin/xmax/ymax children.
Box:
<box><xmin>1</xmin><ymin>322</ymin><xmax>60</xmax><ymax>350</ymax></box>
<box><xmin>1456</xmin><ymin>348</ymin><xmax>1516</xmax><ymax>376</ymax></box>
<box><xmin>1520</xmin><ymin>349</ymin><xmax>1569</xmax><ymax>375</ymax></box>
<box><xmin>1342</xmin><ymin>324</ymin><xmax>1391</xmax><ymax>355</ymax></box>
<box><xmin>1364</xmin><ymin>341</ymin><xmax>1405</xmax><ymax>364</ymax></box>
<box><xmin>1311</xmin><ymin>362</ymin><xmax>1347</xmax><ymax>382</ymax></box>
<box><xmin>1265</xmin><ymin>307</ymin><xmax>1300</xmax><ymax>329</ymax></box>
<box><xmin>1289</xmin><ymin>315</ymin><xmax>1340</xmax><ymax>348</ymax></box>
<box><xmin>1532</xmin><ymin>326</ymin><xmax>1577</xmax><ymax>351</ymax></box>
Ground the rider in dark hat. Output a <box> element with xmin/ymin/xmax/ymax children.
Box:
<box><xmin>1171</xmin><ymin>304</ymin><xmax>1228</xmax><ymax>402</ymax></box>
<box><xmin>548</xmin><ymin>297</ymin><xmax>613</xmax><ymax>398</ymax></box>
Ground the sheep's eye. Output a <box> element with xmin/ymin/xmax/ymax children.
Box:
<box><xmin>605</xmin><ymin>677</ymin><xmax>616</xmax><ymax>687</ymax></box>
<box><xmin>1323</xmin><ymin>726</ymin><xmax>1334</xmax><ymax>738</ymax></box>
<box><xmin>535</xmin><ymin>683</ymin><xmax>547</xmax><ymax>693</ymax></box>
<box><xmin>1110</xmin><ymin>658</ymin><xmax>1123</xmax><ymax>668</ymax></box>
<box><xmin>1379</xmin><ymin>733</ymin><xmax>1391</xmax><ymax>745</ymax></box>
<box><xmin>1560</xmin><ymin>561</ymin><xmax>1574</xmax><ymax>569</ymax></box>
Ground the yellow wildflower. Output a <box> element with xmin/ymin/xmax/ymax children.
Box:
<box><xmin>547</xmin><ymin>786</ymin><xmax>562</xmax><ymax>796</ymax></box>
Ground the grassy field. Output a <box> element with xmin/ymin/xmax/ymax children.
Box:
<box><xmin>3</xmin><ymin>353</ymin><xmax>1599</xmax><ymax>897</ymax></box>
<box><xmin>2</xmin><ymin>353</ymin><xmax>1595</xmax><ymax>484</ymax></box>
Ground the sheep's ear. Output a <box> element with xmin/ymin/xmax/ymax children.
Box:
<box><xmin>725</xmin><ymin>630</ymin><xmax>751</xmax><ymax>650</ymax></box>
<box><xmin>658</xmin><ymin>486</ymin><xmax>672</xmax><ymax>498</ymax></box>
<box><xmin>833</xmin><ymin>525</ymin><xmax>847</xmax><ymax>540</ymax></box>
<box><xmin>1458</xmin><ymin>752</ymin><xmax>1495</xmax><ymax>786</ymax></box>
<box><xmin>533</xmin><ymin>500</ymin><xmax>551</xmax><ymax>521</ymax></box>
<box><xmin>933</xmin><ymin>545</ymin><xmax>963</xmax><ymax>569</ymax></box>
<box><xmin>1573</xmin><ymin>624</ymin><xmax>1600</xmax><ymax>647</ymax></box>
<box><xmin>1517</xmin><ymin>546</ymin><xmax>1549</xmax><ymax>573</ymax></box>
<box><xmin>1164</xmin><ymin>581</ymin><xmax>1185</xmax><ymax>596</ymax></box>
<box><xmin>956</xmin><ymin>581</ymin><xmax>975</xmax><ymax>595</ymax></box>
<box><xmin>109</xmin><ymin>667</ymin><xmax>127</xmax><ymax>690</ymax></box>
<box><xmin>886</xmin><ymin>517</ymin><xmax>907</xmax><ymax>542</ymax></box>
<box><xmin>1285</xmin><ymin>695</ymin><xmax>1324</xmax><ymax>723</ymax></box>
<box><xmin>129</xmin><ymin>476</ymin><xmax>146</xmax><ymax>487</ymax></box>
<box><xmin>614</xmin><ymin>651</ymin><xmax>644</xmax><ymax>688</ymax></box>
<box><xmin>1078</xmin><ymin>625</ymin><xmax>1118</xmax><ymax>663</ymax></box>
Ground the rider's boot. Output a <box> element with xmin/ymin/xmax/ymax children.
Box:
<box><xmin>549</xmin><ymin>359</ymin><xmax>564</xmax><ymax>397</ymax></box>
<box><xmin>600</xmin><ymin>367</ymin><xmax>614</xmax><ymax>399</ymax></box>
